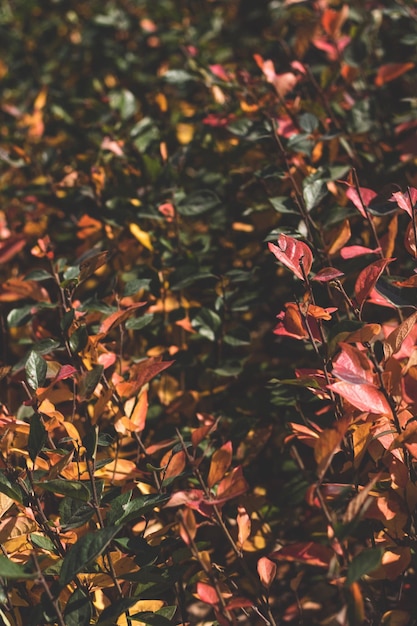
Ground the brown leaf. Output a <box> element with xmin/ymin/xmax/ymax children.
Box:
<box><xmin>237</xmin><ymin>506</ymin><xmax>251</xmax><ymax>548</ymax></box>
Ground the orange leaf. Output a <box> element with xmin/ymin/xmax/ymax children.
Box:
<box><xmin>208</xmin><ymin>441</ymin><xmax>233</xmax><ymax>488</ymax></box>
<box><xmin>179</xmin><ymin>508</ymin><xmax>197</xmax><ymax>546</ymax></box>
<box><xmin>375</xmin><ymin>63</ymin><xmax>414</xmax><ymax>87</ymax></box>
<box><xmin>163</xmin><ymin>450</ymin><xmax>186</xmax><ymax>480</ymax></box>
<box><xmin>237</xmin><ymin>506</ymin><xmax>251</xmax><ymax>548</ymax></box>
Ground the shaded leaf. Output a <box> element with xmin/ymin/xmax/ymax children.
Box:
<box><xmin>59</xmin><ymin>525</ymin><xmax>121</xmax><ymax>587</ymax></box>
<box><xmin>0</xmin><ymin>556</ymin><xmax>35</xmax><ymax>580</ymax></box>
<box><xmin>346</xmin><ymin>548</ymin><xmax>384</xmax><ymax>585</ymax></box>
<box><xmin>64</xmin><ymin>588</ymin><xmax>93</xmax><ymax>626</ymax></box>
<box><xmin>355</xmin><ymin>258</ymin><xmax>393</xmax><ymax>314</ymax></box>
<box><xmin>207</xmin><ymin>441</ymin><xmax>233</xmax><ymax>488</ymax></box>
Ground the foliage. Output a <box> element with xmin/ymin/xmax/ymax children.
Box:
<box><xmin>1</xmin><ymin>0</ymin><xmax>417</xmax><ymax>624</ymax></box>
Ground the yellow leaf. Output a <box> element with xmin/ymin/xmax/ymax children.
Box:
<box><xmin>116</xmin><ymin>600</ymin><xmax>164</xmax><ymax>626</ymax></box>
<box><xmin>129</xmin><ymin>223</ymin><xmax>153</xmax><ymax>251</ymax></box>
<box><xmin>176</xmin><ymin>123</ymin><xmax>194</xmax><ymax>145</ymax></box>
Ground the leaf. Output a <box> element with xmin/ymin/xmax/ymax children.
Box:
<box><xmin>268</xmin><ymin>234</ymin><xmax>313</xmax><ymax>281</ymax></box>
<box><xmin>340</xmin><ymin>245</ymin><xmax>381</xmax><ymax>259</ymax></box>
<box><xmin>314</xmin><ymin>416</ymin><xmax>351</xmax><ymax>480</ymax></box>
<box><xmin>78</xmin><ymin>250</ymin><xmax>110</xmax><ymax>282</ymax></box>
<box><xmin>237</xmin><ymin>506</ymin><xmax>251</xmax><ymax>548</ymax></box>
<box><xmin>355</xmin><ymin>258</ymin><xmax>393</xmax><ymax>314</ymax></box>
<box><xmin>98</xmin><ymin>303</ymin><xmax>147</xmax><ymax>337</ymax></box>
<box><xmin>312</xmin><ymin>267</ymin><xmax>344</xmax><ymax>282</ymax></box>
<box><xmin>270</xmin><ymin>542</ymin><xmax>333</xmax><ymax>568</ymax></box>
<box><xmin>75</xmin><ymin>369</ymin><xmax>102</xmax><ymax>408</ymax></box>
<box><xmin>64</xmin><ymin>588</ymin><xmax>93</xmax><ymax>626</ymax></box>
<box><xmin>207</xmin><ymin>441</ymin><xmax>233</xmax><ymax>488</ymax></box>
<box><xmin>375</xmin><ymin>63</ymin><xmax>414</xmax><ymax>86</ymax></box>
<box><xmin>332</xmin><ymin>343</ymin><xmax>374</xmax><ymax>385</ymax></box>
<box><xmin>328</xmin><ymin>381</ymin><xmax>391</xmax><ymax>415</ymax></box>
<box><xmin>97</xmin><ymin>598</ymin><xmax>147</xmax><ymax>625</ymax></box>
<box><xmin>196</xmin><ymin>582</ymin><xmax>219</xmax><ymax>605</ymax></box>
<box><xmin>129</xmin><ymin>223</ymin><xmax>153</xmax><ymax>251</ymax></box>
<box><xmin>177</xmin><ymin>190</ymin><xmax>221</xmax><ymax>216</ymax></box>
<box><xmin>346</xmin><ymin>186</ymin><xmax>377</xmax><ymax>218</ymax></box>
<box><xmin>116</xmin><ymin>494</ymin><xmax>169</xmax><ymax>525</ymax></box>
<box><xmin>34</xmin><ymin>479</ymin><xmax>90</xmax><ymax>502</ymax></box>
<box><xmin>25</xmin><ymin>351</ymin><xmax>47</xmax><ymax>390</ymax></box>
<box><xmin>59</xmin><ymin>525</ymin><xmax>121</xmax><ymax>587</ymax></box>
<box><xmin>0</xmin><ymin>556</ymin><xmax>35</xmax><ymax>580</ymax></box>
<box><xmin>257</xmin><ymin>557</ymin><xmax>277</xmax><ymax>588</ymax></box>
<box><xmin>384</xmin><ymin>311</ymin><xmax>417</xmax><ymax>359</ymax></box>
<box><xmin>346</xmin><ymin>548</ymin><xmax>384</xmax><ymax>585</ymax></box>
<box><xmin>28</xmin><ymin>413</ymin><xmax>46</xmax><ymax>462</ymax></box>
<box><xmin>0</xmin><ymin>473</ymin><xmax>22</xmax><ymax>504</ymax></box>
<box><xmin>303</xmin><ymin>179</ymin><xmax>327</xmax><ymax>212</ymax></box>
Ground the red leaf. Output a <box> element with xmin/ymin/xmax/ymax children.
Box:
<box><xmin>224</xmin><ymin>597</ymin><xmax>253</xmax><ymax>611</ymax></box>
<box><xmin>312</xmin><ymin>267</ymin><xmax>344</xmax><ymax>282</ymax></box>
<box><xmin>196</xmin><ymin>582</ymin><xmax>219</xmax><ymax>606</ymax></box>
<box><xmin>354</xmin><ymin>258</ymin><xmax>393</xmax><ymax>314</ymax></box>
<box><xmin>375</xmin><ymin>62</ymin><xmax>414</xmax><ymax>87</ymax></box>
<box><xmin>257</xmin><ymin>557</ymin><xmax>277</xmax><ymax>588</ymax></box>
<box><xmin>268</xmin><ymin>234</ymin><xmax>313</xmax><ymax>281</ymax></box>
<box><xmin>328</xmin><ymin>381</ymin><xmax>391</xmax><ymax>415</ymax></box>
<box><xmin>340</xmin><ymin>245</ymin><xmax>381</xmax><ymax>259</ymax></box>
<box><xmin>270</xmin><ymin>541</ymin><xmax>333</xmax><ymax>568</ymax></box>
<box><xmin>54</xmin><ymin>365</ymin><xmax>77</xmax><ymax>382</ymax></box>
<box><xmin>332</xmin><ymin>343</ymin><xmax>374</xmax><ymax>385</ymax></box>
<box><xmin>346</xmin><ymin>186</ymin><xmax>377</xmax><ymax>218</ymax></box>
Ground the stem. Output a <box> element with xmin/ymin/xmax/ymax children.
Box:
<box><xmin>32</xmin><ymin>553</ymin><xmax>66</xmax><ymax>626</ymax></box>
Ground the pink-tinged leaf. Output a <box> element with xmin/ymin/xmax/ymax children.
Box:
<box><xmin>346</xmin><ymin>187</ymin><xmax>377</xmax><ymax>218</ymax></box>
<box><xmin>196</xmin><ymin>582</ymin><xmax>219</xmax><ymax>606</ymax></box>
<box><xmin>332</xmin><ymin>343</ymin><xmax>374</xmax><ymax>385</ymax></box>
<box><xmin>394</xmin><ymin>275</ymin><xmax>417</xmax><ymax>288</ymax></box>
<box><xmin>354</xmin><ymin>258</ymin><xmax>394</xmax><ymax>314</ymax></box>
<box><xmin>312</xmin><ymin>267</ymin><xmax>344</xmax><ymax>282</ymax></box>
<box><xmin>270</xmin><ymin>542</ymin><xmax>333</xmax><ymax>568</ymax></box>
<box><xmin>257</xmin><ymin>557</ymin><xmax>277</xmax><ymax>588</ymax></box>
<box><xmin>268</xmin><ymin>234</ymin><xmax>313</xmax><ymax>281</ymax></box>
<box><xmin>340</xmin><ymin>246</ymin><xmax>381</xmax><ymax>259</ymax></box>
<box><xmin>98</xmin><ymin>302</ymin><xmax>147</xmax><ymax>337</ymax></box>
<box><xmin>209</xmin><ymin>64</ymin><xmax>231</xmax><ymax>82</ymax></box>
<box><xmin>207</xmin><ymin>441</ymin><xmax>233</xmax><ymax>488</ymax></box>
<box><xmin>375</xmin><ymin>62</ymin><xmax>415</xmax><ymax>87</ymax></box>
<box><xmin>165</xmin><ymin>489</ymin><xmax>206</xmax><ymax>508</ymax></box>
<box><xmin>391</xmin><ymin>189</ymin><xmax>417</xmax><ymax>217</ymax></box>
<box><xmin>328</xmin><ymin>381</ymin><xmax>391</xmax><ymax>415</ymax></box>
<box><xmin>54</xmin><ymin>365</ymin><xmax>77</xmax><ymax>382</ymax></box>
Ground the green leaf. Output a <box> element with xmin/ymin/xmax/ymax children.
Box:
<box><xmin>298</xmin><ymin>112</ymin><xmax>319</xmax><ymax>133</ymax></box>
<box><xmin>25</xmin><ymin>351</ymin><xmax>47</xmax><ymax>389</ymax></box>
<box><xmin>117</xmin><ymin>494</ymin><xmax>169</xmax><ymax>525</ymax></box>
<box><xmin>24</xmin><ymin>269</ymin><xmax>54</xmax><ymax>282</ymax></box>
<box><xmin>0</xmin><ymin>472</ymin><xmax>22</xmax><ymax>503</ymax></box>
<box><xmin>303</xmin><ymin>179</ymin><xmax>327</xmax><ymax>212</ymax></box>
<box><xmin>78</xmin><ymin>366</ymin><xmax>104</xmax><ymax>401</ymax></box>
<box><xmin>30</xmin><ymin>533</ymin><xmax>57</xmax><ymax>553</ymax></box>
<box><xmin>34</xmin><ymin>479</ymin><xmax>91</xmax><ymax>502</ymax></box>
<box><xmin>64</xmin><ymin>588</ymin><xmax>93</xmax><ymax>626</ymax></box>
<box><xmin>59</xmin><ymin>498</ymin><xmax>95</xmax><ymax>531</ymax></box>
<box><xmin>59</xmin><ymin>525</ymin><xmax>121</xmax><ymax>587</ymax></box>
<box><xmin>287</xmin><ymin>133</ymin><xmax>314</xmax><ymax>156</ymax></box>
<box><xmin>28</xmin><ymin>414</ymin><xmax>46</xmax><ymax>462</ymax></box>
<box><xmin>97</xmin><ymin>598</ymin><xmax>144</xmax><ymax>625</ymax></box>
<box><xmin>177</xmin><ymin>190</ymin><xmax>221</xmax><ymax>217</ymax></box>
<box><xmin>191</xmin><ymin>308</ymin><xmax>221</xmax><ymax>341</ymax></box>
<box><xmin>7</xmin><ymin>304</ymin><xmax>35</xmax><ymax>328</ymax></box>
<box><xmin>346</xmin><ymin>548</ymin><xmax>384</xmax><ymax>585</ymax></box>
<box><xmin>125</xmin><ymin>314</ymin><xmax>154</xmax><ymax>330</ymax></box>
<box><xmin>69</xmin><ymin>325</ymin><xmax>89</xmax><ymax>354</ymax></box>
<box><xmin>129</xmin><ymin>612</ymin><xmax>173</xmax><ymax>625</ymax></box>
<box><xmin>0</xmin><ymin>556</ymin><xmax>35</xmax><ymax>580</ymax></box>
